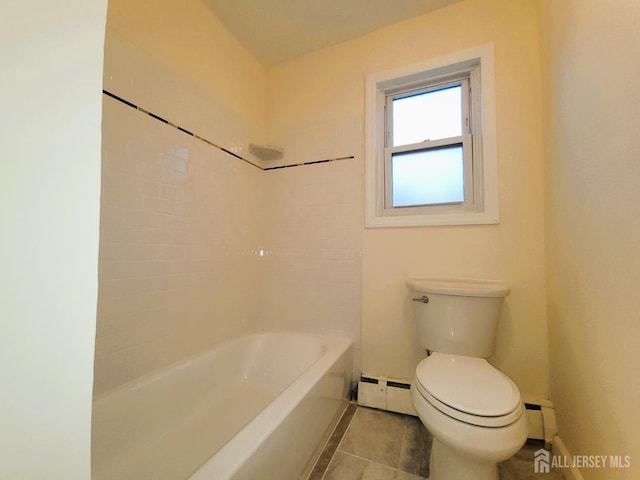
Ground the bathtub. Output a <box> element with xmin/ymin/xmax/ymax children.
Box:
<box><xmin>91</xmin><ymin>332</ymin><xmax>353</xmax><ymax>480</ymax></box>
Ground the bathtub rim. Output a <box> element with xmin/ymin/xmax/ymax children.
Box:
<box><xmin>188</xmin><ymin>331</ymin><xmax>353</xmax><ymax>479</ymax></box>
<box><xmin>92</xmin><ymin>330</ymin><xmax>338</xmax><ymax>403</ymax></box>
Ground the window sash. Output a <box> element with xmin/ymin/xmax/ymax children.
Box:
<box><xmin>383</xmin><ymin>134</ymin><xmax>474</xmax><ymax>213</ymax></box>
<box><xmin>382</xmin><ymin>76</ymin><xmax>473</xmax><ymax>214</ymax></box>
<box><xmin>385</xmin><ymin>77</ymin><xmax>470</xmax><ymax>148</ymax></box>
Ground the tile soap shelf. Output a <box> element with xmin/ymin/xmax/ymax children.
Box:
<box><xmin>249</xmin><ymin>143</ymin><xmax>284</xmax><ymax>161</ymax></box>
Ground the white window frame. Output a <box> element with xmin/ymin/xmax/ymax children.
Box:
<box><xmin>365</xmin><ymin>44</ymin><xmax>499</xmax><ymax>227</ymax></box>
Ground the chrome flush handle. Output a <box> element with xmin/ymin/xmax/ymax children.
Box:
<box><xmin>412</xmin><ymin>295</ymin><xmax>430</xmax><ymax>304</ymax></box>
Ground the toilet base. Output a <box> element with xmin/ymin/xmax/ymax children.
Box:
<box><xmin>430</xmin><ymin>437</ymin><xmax>498</xmax><ymax>480</ymax></box>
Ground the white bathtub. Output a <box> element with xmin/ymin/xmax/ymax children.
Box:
<box><xmin>92</xmin><ymin>332</ymin><xmax>353</xmax><ymax>480</ymax></box>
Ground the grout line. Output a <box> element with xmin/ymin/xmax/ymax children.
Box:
<box><xmin>332</xmin><ymin>407</ymin><xmax>427</xmax><ymax>480</ymax></box>
<box><xmin>310</xmin><ymin>402</ymin><xmax>358</xmax><ymax>480</ymax></box>
<box><xmin>332</xmin><ymin>404</ymin><xmax>358</xmax><ymax>457</ymax></box>
<box><xmin>102</xmin><ymin>89</ymin><xmax>355</xmax><ymax>172</ymax></box>
<box><xmin>327</xmin><ymin>451</ymin><xmax>424</xmax><ymax>480</ymax></box>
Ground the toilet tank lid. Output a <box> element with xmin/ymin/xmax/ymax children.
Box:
<box><xmin>407</xmin><ymin>277</ymin><xmax>510</xmax><ymax>298</ymax></box>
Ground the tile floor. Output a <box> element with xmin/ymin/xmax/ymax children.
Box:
<box><xmin>309</xmin><ymin>404</ymin><xmax>565</xmax><ymax>480</ymax></box>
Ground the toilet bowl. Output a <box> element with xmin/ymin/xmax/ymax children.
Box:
<box><xmin>406</xmin><ymin>277</ymin><xmax>528</xmax><ymax>480</ymax></box>
<box><xmin>411</xmin><ymin>353</ymin><xmax>528</xmax><ymax>480</ymax></box>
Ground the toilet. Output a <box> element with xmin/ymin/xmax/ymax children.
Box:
<box><xmin>407</xmin><ymin>277</ymin><xmax>528</xmax><ymax>480</ymax></box>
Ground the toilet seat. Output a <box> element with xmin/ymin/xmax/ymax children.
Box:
<box><xmin>414</xmin><ymin>353</ymin><xmax>523</xmax><ymax>428</ymax></box>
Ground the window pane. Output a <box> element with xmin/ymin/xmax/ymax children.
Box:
<box><xmin>391</xmin><ymin>145</ymin><xmax>464</xmax><ymax>207</ymax></box>
<box><xmin>392</xmin><ymin>85</ymin><xmax>462</xmax><ymax>147</ymax></box>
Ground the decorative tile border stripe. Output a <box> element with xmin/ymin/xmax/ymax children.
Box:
<box><xmin>102</xmin><ymin>89</ymin><xmax>262</xmax><ymax>171</ymax></box>
<box><xmin>262</xmin><ymin>156</ymin><xmax>355</xmax><ymax>171</ymax></box>
<box><xmin>102</xmin><ymin>89</ymin><xmax>354</xmax><ymax>171</ymax></box>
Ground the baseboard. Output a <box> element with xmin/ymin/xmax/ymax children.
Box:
<box><xmin>552</xmin><ymin>435</ymin><xmax>585</xmax><ymax>480</ymax></box>
<box><xmin>357</xmin><ymin>375</ymin><xmax>417</xmax><ymax>416</ymax></box>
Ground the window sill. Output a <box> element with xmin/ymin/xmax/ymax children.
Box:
<box><xmin>365</xmin><ymin>209</ymin><xmax>499</xmax><ymax>228</ymax></box>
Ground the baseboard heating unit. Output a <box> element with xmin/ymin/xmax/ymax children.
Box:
<box><xmin>357</xmin><ymin>375</ymin><xmax>417</xmax><ymax>416</ymax></box>
<box><xmin>523</xmin><ymin>396</ymin><xmax>557</xmax><ymax>446</ymax></box>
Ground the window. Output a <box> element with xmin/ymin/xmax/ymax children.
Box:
<box><xmin>365</xmin><ymin>44</ymin><xmax>499</xmax><ymax>227</ymax></box>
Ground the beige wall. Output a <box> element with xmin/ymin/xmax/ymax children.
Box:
<box><xmin>0</xmin><ymin>0</ymin><xmax>107</xmax><ymax>478</ymax></box>
<box><xmin>106</xmin><ymin>0</ymin><xmax>266</xmax><ymax>141</ymax></box>
<box><xmin>538</xmin><ymin>1</ymin><xmax>640</xmax><ymax>477</ymax></box>
<box><xmin>268</xmin><ymin>0</ymin><xmax>549</xmax><ymax>399</ymax></box>
<box><xmin>95</xmin><ymin>0</ymin><xmax>267</xmax><ymax>395</ymax></box>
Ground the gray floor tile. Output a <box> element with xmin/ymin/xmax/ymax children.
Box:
<box><xmin>312</xmin><ymin>405</ymin><xmax>561</xmax><ymax>480</ymax></box>
<box><xmin>339</xmin><ymin>407</ymin><xmax>407</xmax><ymax>469</ymax></box>
<box><xmin>309</xmin><ymin>404</ymin><xmax>358</xmax><ymax>480</ymax></box>
<box><xmin>322</xmin><ymin>451</ymin><xmax>371</xmax><ymax>480</ymax></box>
<box><xmin>398</xmin><ymin>415</ymin><xmax>431</xmax><ymax>478</ymax></box>
<box><xmin>323</xmin><ymin>452</ymin><xmax>424</xmax><ymax>480</ymax></box>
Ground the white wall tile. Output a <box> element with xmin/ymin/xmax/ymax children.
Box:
<box><xmin>261</xmin><ymin>158</ymin><xmax>363</xmax><ymax>377</ymax></box>
<box><xmin>95</xmin><ymin>93</ymin><xmax>264</xmax><ymax>395</ymax></box>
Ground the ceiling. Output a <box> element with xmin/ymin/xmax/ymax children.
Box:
<box><xmin>204</xmin><ymin>0</ymin><xmax>464</xmax><ymax>65</ymax></box>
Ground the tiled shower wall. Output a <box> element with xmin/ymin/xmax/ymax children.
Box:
<box><xmin>94</xmin><ymin>28</ymin><xmax>362</xmax><ymax>395</ymax></box>
<box><xmin>262</xmin><ymin>157</ymin><xmax>363</xmax><ymax>375</ymax></box>
<box><xmin>94</xmin><ymin>29</ymin><xmax>266</xmax><ymax>396</ymax></box>
<box><xmin>96</xmin><ymin>96</ymin><xmax>265</xmax><ymax>396</ymax></box>
<box><xmin>260</xmin><ymin>112</ymin><xmax>364</xmax><ymax>376</ymax></box>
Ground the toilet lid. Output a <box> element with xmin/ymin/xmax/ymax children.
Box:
<box><xmin>415</xmin><ymin>353</ymin><xmax>522</xmax><ymax>426</ymax></box>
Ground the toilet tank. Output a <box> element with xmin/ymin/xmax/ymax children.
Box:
<box><xmin>407</xmin><ymin>277</ymin><xmax>510</xmax><ymax>358</ymax></box>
